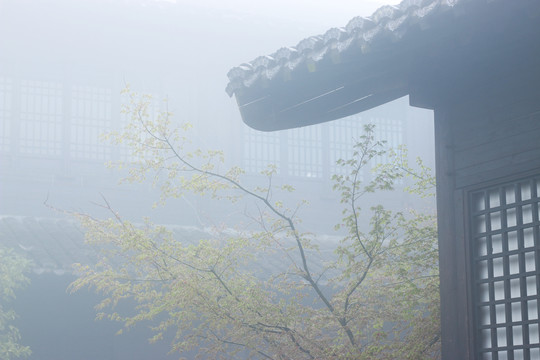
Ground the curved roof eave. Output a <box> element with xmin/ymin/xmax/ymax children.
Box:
<box><xmin>226</xmin><ymin>0</ymin><xmax>467</xmax><ymax>98</ymax></box>
<box><xmin>225</xmin><ymin>0</ymin><xmax>529</xmax><ymax>131</ymax></box>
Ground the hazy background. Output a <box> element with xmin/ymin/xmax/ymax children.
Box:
<box><xmin>0</xmin><ymin>0</ymin><xmax>430</xmax><ymax>233</ymax></box>
<box><xmin>0</xmin><ymin>2</ymin><xmax>434</xmax><ymax>358</ymax></box>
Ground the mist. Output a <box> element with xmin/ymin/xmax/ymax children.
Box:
<box><xmin>0</xmin><ymin>1</ymin><xmax>435</xmax><ymax>359</ymax></box>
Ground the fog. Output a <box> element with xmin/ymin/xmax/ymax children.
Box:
<box><xmin>0</xmin><ymin>0</ymin><xmax>434</xmax><ymax>359</ymax></box>
<box><xmin>0</xmin><ymin>0</ymin><xmax>428</xmax><ymax>225</ymax></box>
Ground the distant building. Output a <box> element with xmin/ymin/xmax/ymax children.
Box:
<box><xmin>0</xmin><ymin>0</ymin><xmax>434</xmax><ymax>359</ymax></box>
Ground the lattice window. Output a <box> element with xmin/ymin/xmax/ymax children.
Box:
<box><xmin>328</xmin><ymin>115</ymin><xmax>403</xmax><ymax>179</ymax></box>
<box><xmin>243</xmin><ymin>127</ymin><xmax>281</xmax><ymax>174</ymax></box>
<box><xmin>328</xmin><ymin>115</ymin><xmax>365</xmax><ymax>177</ymax></box>
<box><xmin>0</xmin><ymin>77</ymin><xmax>12</xmax><ymax>153</ymax></box>
<box><xmin>369</xmin><ymin>117</ymin><xmax>403</xmax><ymax>165</ymax></box>
<box><xmin>19</xmin><ymin>80</ymin><xmax>63</xmax><ymax>156</ymax></box>
<box><xmin>71</xmin><ymin>86</ymin><xmax>112</xmax><ymax>160</ymax></box>
<box><xmin>119</xmin><ymin>91</ymin><xmax>163</xmax><ymax>162</ymax></box>
<box><xmin>471</xmin><ymin>176</ymin><xmax>540</xmax><ymax>360</ymax></box>
<box><xmin>288</xmin><ymin>125</ymin><xmax>322</xmax><ymax>178</ymax></box>
<box><xmin>241</xmin><ymin>115</ymin><xmax>402</xmax><ymax>180</ymax></box>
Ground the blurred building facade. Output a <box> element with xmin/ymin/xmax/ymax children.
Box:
<box><xmin>0</xmin><ymin>1</ymin><xmax>434</xmax><ymax>359</ymax></box>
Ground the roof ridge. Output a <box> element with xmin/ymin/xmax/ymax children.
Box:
<box><xmin>226</xmin><ymin>0</ymin><xmax>469</xmax><ymax>96</ymax></box>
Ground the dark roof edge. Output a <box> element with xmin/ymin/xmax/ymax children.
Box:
<box><xmin>226</xmin><ymin>0</ymin><xmax>470</xmax><ymax>97</ymax></box>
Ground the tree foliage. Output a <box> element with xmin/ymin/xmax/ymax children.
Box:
<box><xmin>0</xmin><ymin>247</ymin><xmax>31</xmax><ymax>359</ymax></box>
<box><xmin>71</xmin><ymin>88</ymin><xmax>440</xmax><ymax>359</ymax></box>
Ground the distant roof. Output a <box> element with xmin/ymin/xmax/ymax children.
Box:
<box><xmin>226</xmin><ymin>0</ymin><xmax>540</xmax><ymax>131</ymax></box>
<box><xmin>0</xmin><ymin>217</ymin><xmax>338</xmax><ymax>279</ymax></box>
<box><xmin>0</xmin><ymin>216</ymin><xmax>89</xmax><ymax>275</ymax></box>
<box><xmin>0</xmin><ymin>216</ymin><xmax>215</xmax><ymax>275</ymax></box>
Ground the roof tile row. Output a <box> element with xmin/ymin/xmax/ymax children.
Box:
<box><xmin>1</xmin><ymin>216</ymin><xmax>339</xmax><ymax>281</ymax></box>
<box><xmin>226</xmin><ymin>0</ymin><xmax>469</xmax><ymax>96</ymax></box>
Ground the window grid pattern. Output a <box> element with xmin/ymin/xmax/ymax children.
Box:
<box><xmin>471</xmin><ymin>177</ymin><xmax>540</xmax><ymax>360</ymax></box>
<box><xmin>0</xmin><ymin>77</ymin><xmax>12</xmax><ymax>153</ymax></box>
<box><xmin>71</xmin><ymin>86</ymin><xmax>112</xmax><ymax>160</ymax></box>
<box><xmin>20</xmin><ymin>80</ymin><xmax>63</xmax><ymax>156</ymax></box>
<box><xmin>243</xmin><ymin>127</ymin><xmax>280</xmax><ymax>174</ymax></box>
<box><xmin>288</xmin><ymin>125</ymin><xmax>322</xmax><ymax>178</ymax></box>
<box><xmin>328</xmin><ymin>116</ymin><xmax>365</xmax><ymax>177</ymax></box>
<box><xmin>370</xmin><ymin>117</ymin><xmax>403</xmax><ymax>165</ymax></box>
<box><xmin>119</xmin><ymin>92</ymin><xmax>162</xmax><ymax>162</ymax></box>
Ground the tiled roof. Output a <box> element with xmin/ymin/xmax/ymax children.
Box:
<box><xmin>226</xmin><ymin>0</ymin><xmax>470</xmax><ymax>96</ymax></box>
<box><xmin>0</xmin><ymin>216</ymin><xmax>92</xmax><ymax>275</ymax></box>
<box><xmin>0</xmin><ymin>216</ymin><xmax>217</xmax><ymax>275</ymax></box>
<box><xmin>0</xmin><ymin>216</ymin><xmax>339</xmax><ymax>280</ymax></box>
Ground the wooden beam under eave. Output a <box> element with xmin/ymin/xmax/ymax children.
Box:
<box><xmin>239</xmin><ymin>82</ymin><xmax>407</xmax><ymax>131</ymax></box>
<box><xmin>234</xmin><ymin>40</ymin><xmax>414</xmax><ymax>131</ymax></box>
<box><xmin>237</xmin><ymin>64</ymin><xmax>409</xmax><ymax>131</ymax></box>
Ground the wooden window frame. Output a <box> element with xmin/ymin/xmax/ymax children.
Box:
<box><xmin>468</xmin><ymin>173</ymin><xmax>540</xmax><ymax>360</ymax></box>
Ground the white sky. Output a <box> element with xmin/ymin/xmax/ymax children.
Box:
<box><xmin>179</xmin><ymin>0</ymin><xmax>402</xmax><ymax>30</ymax></box>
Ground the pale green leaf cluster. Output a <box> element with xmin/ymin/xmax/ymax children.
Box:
<box><xmin>73</xmin><ymin>90</ymin><xmax>440</xmax><ymax>359</ymax></box>
<box><xmin>371</xmin><ymin>145</ymin><xmax>436</xmax><ymax>198</ymax></box>
<box><xmin>0</xmin><ymin>247</ymin><xmax>31</xmax><ymax>360</ymax></box>
<box><xmin>329</xmin><ymin>125</ymin><xmax>439</xmax><ymax>359</ymax></box>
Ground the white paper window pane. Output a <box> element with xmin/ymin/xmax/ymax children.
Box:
<box><xmin>473</xmin><ymin>192</ymin><xmax>486</xmax><ymax>211</ymax></box>
<box><xmin>492</xmin><ymin>234</ymin><xmax>503</xmax><ymax>254</ymax></box>
<box><xmin>505</xmin><ymin>186</ymin><xmax>516</xmax><ymax>204</ymax></box>
<box><xmin>477</xmin><ymin>237</ymin><xmax>488</xmax><ymax>256</ymax></box>
<box><xmin>481</xmin><ymin>329</ymin><xmax>492</xmax><ymax>349</ymax></box>
<box><xmin>525</xmin><ymin>252</ymin><xmax>536</xmax><ymax>272</ymax></box>
<box><xmin>524</xmin><ymin>228</ymin><xmax>534</xmax><ymax>248</ymax></box>
<box><xmin>497</xmin><ymin>328</ymin><xmax>507</xmax><ymax>347</ymax></box>
<box><xmin>489</xmin><ymin>189</ymin><xmax>501</xmax><ymax>207</ymax></box>
<box><xmin>522</xmin><ymin>204</ymin><xmax>533</xmax><ymax>224</ymax></box>
<box><xmin>527</xmin><ymin>276</ymin><xmax>537</xmax><ymax>296</ymax></box>
<box><xmin>493</xmin><ymin>257</ymin><xmax>504</xmax><ymax>277</ymax></box>
<box><xmin>529</xmin><ymin>324</ymin><xmax>539</xmax><ymax>344</ymax></box>
<box><xmin>510</xmin><ymin>279</ymin><xmax>521</xmax><ymax>298</ymax></box>
<box><xmin>479</xmin><ymin>283</ymin><xmax>490</xmax><ymax>302</ymax></box>
<box><xmin>509</xmin><ymin>255</ymin><xmax>520</xmax><ymax>275</ymax></box>
<box><xmin>521</xmin><ymin>182</ymin><xmax>531</xmax><ymax>201</ymax></box>
<box><xmin>480</xmin><ymin>305</ymin><xmax>491</xmax><ymax>325</ymax></box>
<box><xmin>478</xmin><ymin>260</ymin><xmax>489</xmax><ymax>280</ymax></box>
<box><xmin>491</xmin><ymin>212</ymin><xmax>502</xmax><ymax>231</ymax></box>
<box><xmin>508</xmin><ymin>231</ymin><xmax>519</xmax><ymax>251</ymax></box>
<box><xmin>513</xmin><ymin>326</ymin><xmax>523</xmax><ymax>346</ymax></box>
<box><xmin>496</xmin><ymin>304</ymin><xmax>506</xmax><ymax>324</ymax></box>
<box><xmin>475</xmin><ymin>215</ymin><xmax>487</xmax><ymax>234</ymax></box>
<box><xmin>528</xmin><ymin>300</ymin><xmax>538</xmax><ymax>320</ymax></box>
<box><xmin>506</xmin><ymin>208</ymin><xmax>517</xmax><ymax>227</ymax></box>
<box><xmin>494</xmin><ymin>281</ymin><xmax>505</xmax><ymax>301</ymax></box>
<box><xmin>511</xmin><ymin>302</ymin><xmax>522</xmax><ymax>322</ymax></box>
